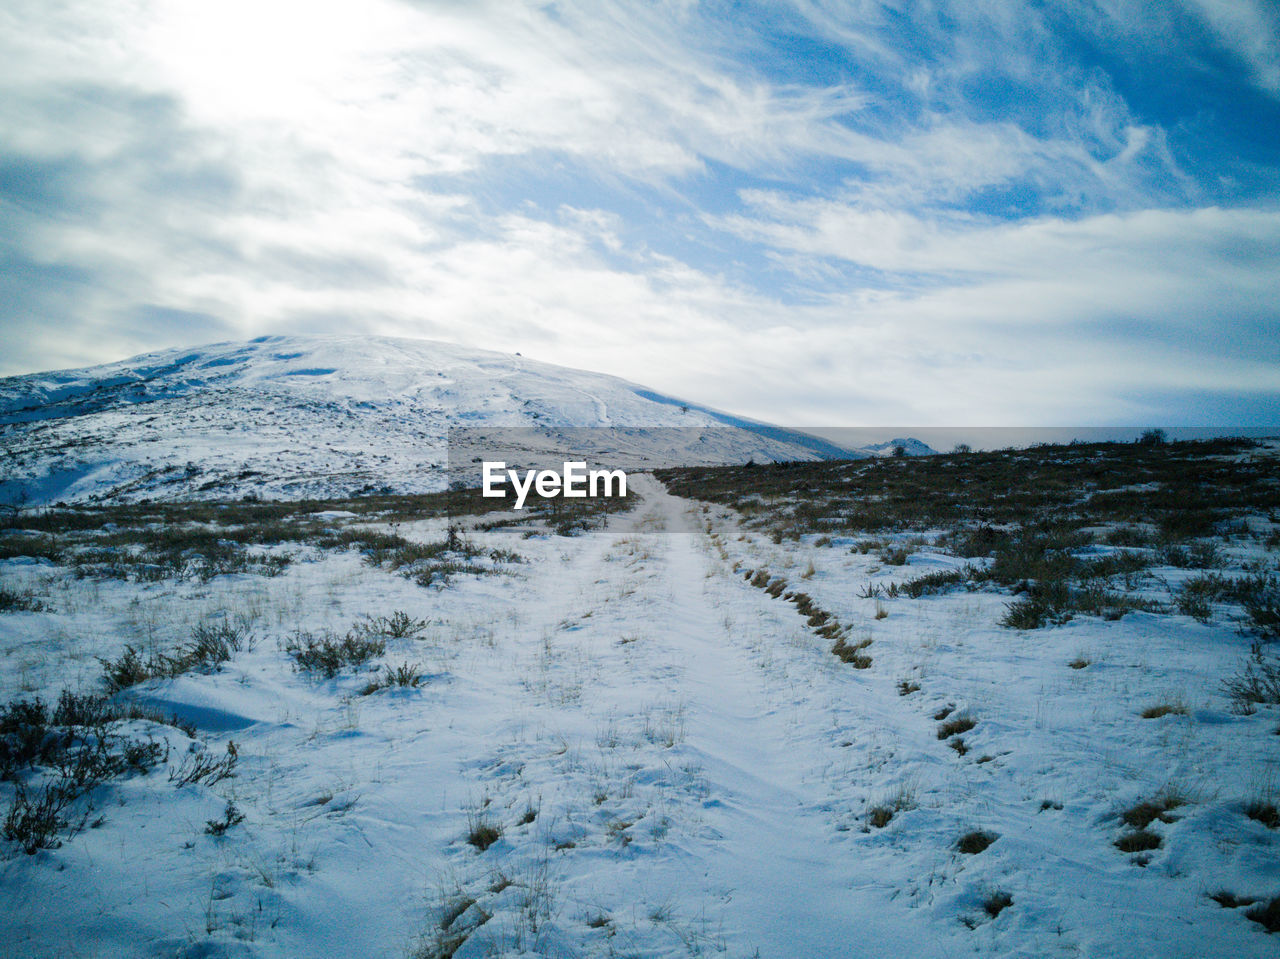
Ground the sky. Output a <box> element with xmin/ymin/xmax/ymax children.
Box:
<box><xmin>2</xmin><ymin>0</ymin><xmax>1278</xmax><ymax>426</ymax></box>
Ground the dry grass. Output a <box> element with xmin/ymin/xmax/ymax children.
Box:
<box><xmin>1114</xmin><ymin>829</ymin><xmax>1162</xmax><ymax>853</ymax></box>
<box><xmin>957</xmin><ymin>830</ymin><xmax>998</xmax><ymax>854</ymax></box>
<box><xmin>937</xmin><ymin>713</ymin><xmax>977</xmax><ymax>739</ymax></box>
<box><xmin>1140</xmin><ymin>702</ymin><xmax>1189</xmax><ymax>719</ymax></box>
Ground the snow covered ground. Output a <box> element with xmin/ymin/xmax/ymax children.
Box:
<box><xmin>0</xmin><ymin>336</ymin><xmax>864</xmax><ymax>507</ymax></box>
<box><xmin>2</xmin><ymin>472</ymin><xmax>1278</xmax><ymax>957</ymax></box>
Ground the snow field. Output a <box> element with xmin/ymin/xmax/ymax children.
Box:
<box><xmin>0</xmin><ymin>475</ymin><xmax>1277</xmax><ymax>957</ymax></box>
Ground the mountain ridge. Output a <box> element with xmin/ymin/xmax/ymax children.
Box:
<box><xmin>1</xmin><ymin>335</ymin><xmax>903</xmax><ymax>506</ymax></box>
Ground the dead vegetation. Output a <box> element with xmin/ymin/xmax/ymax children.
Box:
<box><xmin>658</xmin><ymin>437</ymin><xmax>1280</xmax><ymax>635</ymax></box>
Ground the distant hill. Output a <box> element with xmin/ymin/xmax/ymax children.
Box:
<box><xmin>0</xmin><ymin>335</ymin><xmax>887</xmax><ymax>505</ymax></box>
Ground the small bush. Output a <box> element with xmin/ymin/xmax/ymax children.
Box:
<box><xmin>1000</xmin><ymin>597</ymin><xmax>1056</xmax><ymax>630</ymax></box>
<box><xmin>897</xmin><ymin>679</ymin><xmax>920</xmax><ymax>696</ymax></box>
<box><xmin>866</xmin><ymin>804</ymin><xmax>895</xmax><ymax>828</ymax></box>
<box><xmin>1</xmin><ymin>689</ymin><xmax>175</xmax><ymax>853</ymax></box>
<box><xmin>938</xmin><ymin>714</ymin><xmax>977</xmax><ymax>739</ymax></box>
<box><xmin>0</xmin><ymin>586</ymin><xmax>46</xmax><ymax>613</ymax></box>
<box><xmin>466</xmin><ymin>817</ymin><xmax>502</xmax><ymax>851</ymax></box>
<box><xmin>1175</xmin><ymin>590</ymin><xmax>1212</xmax><ymax>623</ymax></box>
<box><xmin>287</xmin><ymin>630</ymin><xmax>386</xmax><ymax>678</ymax></box>
<box><xmin>1140</xmin><ymin>702</ymin><xmax>1188</xmax><ymax>719</ymax></box>
<box><xmin>361</xmin><ymin>663</ymin><xmax>423</xmax><ymax>696</ymax></box>
<box><xmin>957</xmin><ymin>830</ymin><xmax>997</xmax><ymax>854</ymax></box>
<box><xmin>99</xmin><ymin>619</ymin><xmax>251</xmax><ymax>692</ymax></box>
<box><xmin>170</xmin><ymin>742</ymin><xmax>238</xmax><ymax>787</ymax></box>
<box><xmin>3</xmin><ymin>783</ymin><xmax>70</xmax><ymax>854</ymax></box>
<box><xmin>866</xmin><ymin>784</ymin><xmax>915</xmax><ymax>829</ymax></box>
<box><xmin>832</xmin><ymin>635</ymin><xmax>872</xmax><ymax>668</ymax></box>
<box><xmin>1122</xmin><ymin>796</ymin><xmax>1183</xmax><ymax>830</ymax></box>
<box><xmin>899</xmin><ymin>569</ymin><xmax>965</xmax><ymax>598</ymax></box>
<box><xmin>1115</xmin><ymin>830</ymin><xmax>1162</xmax><ymax>852</ymax></box>
<box><xmin>1246</xmin><ymin>597</ymin><xmax>1280</xmax><ymax>641</ymax></box>
<box><xmin>1223</xmin><ymin>644</ymin><xmax>1280</xmax><ymax>713</ymax></box>
<box><xmin>205</xmin><ymin>800</ymin><xmax>244</xmax><ymax>836</ymax></box>
<box><xmin>1158</xmin><ymin>541</ymin><xmax>1223</xmax><ymax>570</ymax></box>
<box><xmin>99</xmin><ymin>646</ymin><xmax>153</xmax><ymax>692</ymax></box>
<box><xmin>359</xmin><ymin>610</ymin><xmax>428</xmax><ymax>640</ymax></box>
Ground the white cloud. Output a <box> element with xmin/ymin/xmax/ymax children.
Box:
<box><xmin>0</xmin><ymin>0</ymin><xmax>1276</xmax><ymax>425</ymax></box>
<box><xmin>1180</xmin><ymin>0</ymin><xmax>1280</xmax><ymax>95</ymax></box>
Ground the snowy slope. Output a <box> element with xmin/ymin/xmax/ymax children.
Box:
<box><xmin>0</xmin><ymin>335</ymin><xmax>867</xmax><ymax>506</ymax></box>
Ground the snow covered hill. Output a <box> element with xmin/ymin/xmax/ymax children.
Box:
<box><xmin>0</xmin><ymin>335</ymin><xmax>876</xmax><ymax>506</ymax></box>
<box><xmin>860</xmin><ymin>437</ymin><xmax>938</xmax><ymax>457</ymax></box>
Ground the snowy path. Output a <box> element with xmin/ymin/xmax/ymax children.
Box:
<box><xmin>429</xmin><ymin>475</ymin><xmax>937</xmax><ymax>957</ymax></box>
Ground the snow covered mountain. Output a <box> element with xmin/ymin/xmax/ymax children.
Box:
<box><xmin>860</xmin><ymin>437</ymin><xmax>939</xmax><ymax>457</ymax></box>
<box><xmin>0</xmin><ymin>335</ymin><xmax>878</xmax><ymax>506</ymax></box>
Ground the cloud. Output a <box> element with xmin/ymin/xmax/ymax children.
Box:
<box><xmin>0</xmin><ymin>0</ymin><xmax>1276</xmax><ymax>425</ymax></box>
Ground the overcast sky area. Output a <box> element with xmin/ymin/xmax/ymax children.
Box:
<box><xmin>2</xmin><ymin>0</ymin><xmax>1278</xmax><ymax>425</ymax></box>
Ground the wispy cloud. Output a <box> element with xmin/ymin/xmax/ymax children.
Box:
<box><xmin>0</xmin><ymin>0</ymin><xmax>1276</xmax><ymax>423</ymax></box>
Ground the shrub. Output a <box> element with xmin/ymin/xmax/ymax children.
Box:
<box><xmin>832</xmin><ymin>635</ymin><xmax>872</xmax><ymax>668</ymax></box>
<box><xmin>0</xmin><ymin>586</ymin><xmax>46</xmax><ymax>613</ymax></box>
<box><xmin>866</xmin><ymin>804</ymin><xmax>895</xmax><ymax>828</ymax></box>
<box><xmin>205</xmin><ymin>800</ymin><xmax>244</xmax><ymax>836</ymax></box>
<box><xmin>1246</xmin><ymin>596</ymin><xmax>1280</xmax><ymax>641</ymax></box>
<box><xmin>1001</xmin><ymin>597</ymin><xmax>1056</xmax><ymax>630</ymax></box>
<box><xmin>372</xmin><ymin>610</ymin><xmax>428</xmax><ymax>639</ymax></box>
<box><xmin>938</xmin><ymin>714</ymin><xmax>977</xmax><ymax>739</ymax></box>
<box><xmin>1140</xmin><ymin>702</ymin><xmax>1188</xmax><ymax>719</ymax></box>
<box><xmin>361</xmin><ymin>663</ymin><xmax>423</xmax><ymax>696</ymax></box>
<box><xmin>899</xmin><ymin>569</ymin><xmax>966</xmax><ymax>598</ymax></box>
<box><xmin>866</xmin><ymin>784</ymin><xmax>915</xmax><ymax>829</ymax></box>
<box><xmin>170</xmin><ymin>742</ymin><xmax>238</xmax><ymax>787</ymax></box>
<box><xmin>287</xmin><ymin>630</ymin><xmax>386</xmax><ymax>678</ymax></box>
<box><xmin>3</xmin><ymin>783</ymin><xmax>70</xmax><ymax>854</ymax></box>
<box><xmin>1</xmin><ymin>690</ymin><xmax>174</xmax><ymax>853</ymax></box>
<box><xmin>957</xmin><ymin>830</ymin><xmax>997</xmax><ymax>854</ymax></box>
<box><xmin>99</xmin><ymin>619</ymin><xmax>251</xmax><ymax>692</ymax></box>
<box><xmin>1158</xmin><ymin>541</ymin><xmax>1223</xmax><ymax>569</ymax></box>
<box><xmin>1115</xmin><ymin>830</ymin><xmax>1162</xmax><ymax>852</ymax></box>
<box><xmin>466</xmin><ymin>816</ymin><xmax>502</xmax><ymax>851</ymax></box>
<box><xmin>1176</xmin><ymin>590</ymin><xmax>1212</xmax><ymax>623</ymax></box>
<box><xmin>1122</xmin><ymin>796</ymin><xmax>1183</xmax><ymax>829</ymax></box>
<box><xmin>99</xmin><ymin>646</ymin><xmax>153</xmax><ymax>693</ymax></box>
